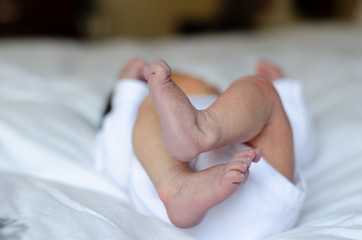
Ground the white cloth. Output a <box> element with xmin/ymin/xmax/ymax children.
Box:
<box><xmin>95</xmin><ymin>78</ymin><xmax>315</xmax><ymax>240</ymax></box>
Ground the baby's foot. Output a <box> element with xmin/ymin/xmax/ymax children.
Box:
<box><xmin>103</xmin><ymin>58</ymin><xmax>148</xmax><ymax>116</ymax></box>
<box><xmin>145</xmin><ymin>59</ymin><xmax>213</xmax><ymax>162</ymax></box>
<box><xmin>158</xmin><ymin>148</ymin><xmax>262</xmax><ymax>228</ymax></box>
<box><xmin>119</xmin><ymin>58</ymin><xmax>148</xmax><ymax>82</ymax></box>
<box><xmin>255</xmin><ymin>59</ymin><xmax>285</xmax><ymax>81</ymax></box>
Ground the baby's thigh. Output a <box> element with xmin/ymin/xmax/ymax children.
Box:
<box><xmin>247</xmin><ymin>89</ymin><xmax>295</xmax><ymax>182</ymax></box>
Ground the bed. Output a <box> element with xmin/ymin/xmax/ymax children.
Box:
<box><xmin>0</xmin><ymin>22</ymin><xmax>362</xmax><ymax>239</ymax></box>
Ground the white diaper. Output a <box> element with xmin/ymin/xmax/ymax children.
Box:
<box><xmin>95</xmin><ymin>78</ymin><xmax>316</xmax><ymax>240</ymax></box>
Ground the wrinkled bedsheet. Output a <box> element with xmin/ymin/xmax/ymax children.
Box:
<box><xmin>0</xmin><ymin>23</ymin><xmax>362</xmax><ymax>239</ymax></box>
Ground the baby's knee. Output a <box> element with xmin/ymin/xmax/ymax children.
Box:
<box><xmin>239</xmin><ymin>75</ymin><xmax>275</xmax><ymax>91</ymax></box>
<box><xmin>234</xmin><ymin>75</ymin><xmax>279</xmax><ymax>104</ymax></box>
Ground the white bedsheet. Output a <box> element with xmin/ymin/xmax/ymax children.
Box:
<box><xmin>0</xmin><ymin>22</ymin><xmax>362</xmax><ymax>239</ymax></box>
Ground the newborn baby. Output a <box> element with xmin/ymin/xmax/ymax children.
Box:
<box><xmin>95</xmin><ymin>58</ymin><xmax>315</xmax><ymax>240</ymax></box>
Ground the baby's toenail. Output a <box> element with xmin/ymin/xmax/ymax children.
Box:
<box><xmin>233</xmin><ymin>173</ymin><xmax>245</xmax><ymax>184</ymax></box>
<box><xmin>244</xmin><ymin>156</ymin><xmax>252</xmax><ymax>162</ymax></box>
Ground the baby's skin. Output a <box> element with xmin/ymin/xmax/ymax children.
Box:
<box><xmin>130</xmin><ymin>58</ymin><xmax>292</xmax><ymax>228</ymax></box>
<box><xmin>144</xmin><ymin>59</ymin><xmax>288</xmax><ymax>162</ymax></box>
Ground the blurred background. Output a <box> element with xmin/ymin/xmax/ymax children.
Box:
<box><xmin>0</xmin><ymin>0</ymin><xmax>361</xmax><ymax>39</ymax></box>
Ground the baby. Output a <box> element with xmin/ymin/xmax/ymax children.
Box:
<box><xmin>133</xmin><ymin>58</ymin><xmax>294</xmax><ymax>227</ymax></box>
<box><xmin>96</xmin><ymin>58</ymin><xmax>313</xmax><ymax>239</ymax></box>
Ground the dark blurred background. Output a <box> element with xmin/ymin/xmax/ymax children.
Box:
<box><xmin>0</xmin><ymin>0</ymin><xmax>360</xmax><ymax>38</ymax></box>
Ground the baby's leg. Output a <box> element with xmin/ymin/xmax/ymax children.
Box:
<box><xmin>146</xmin><ymin>59</ymin><xmax>294</xmax><ymax>181</ymax></box>
<box><xmin>133</xmin><ymin>77</ymin><xmax>261</xmax><ymax>228</ymax></box>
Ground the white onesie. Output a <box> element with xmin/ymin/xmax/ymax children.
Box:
<box><xmin>95</xmin><ymin>78</ymin><xmax>316</xmax><ymax>240</ymax></box>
